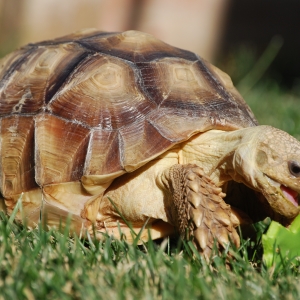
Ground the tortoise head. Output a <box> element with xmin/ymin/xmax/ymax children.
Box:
<box><xmin>233</xmin><ymin>125</ymin><xmax>300</xmax><ymax>219</ymax></box>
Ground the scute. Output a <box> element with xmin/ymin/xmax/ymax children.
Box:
<box><xmin>48</xmin><ymin>52</ymin><xmax>155</xmax><ymax>128</ymax></box>
<box><xmin>139</xmin><ymin>57</ymin><xmax>212</xmax><ymax>107</ymax></box>
<box><xmin>0</xmin><ymin>115</ymin><xmax>37</xmax><ymax>198</ymax></box>
<box><xmin>0</xmin><ymin>29</ymin><xmax>258</xmax><ymax>199</ymax></box>
<box><xmin>0</xmin><ymin>43</ymin><xmax>87</xmax><ymax>115</ymax></box>
<box><xmin>119</xmin><ymin>118</ymin><xmax>174</xmax><ymax>171</ymax></box>
<box><xmin>84</xmin><ymin>129</ymin><xmax>122</xmax><ymax>175</ymax></box>
<box><xmin>35</xmin><ymin>114</ymin><xmax>90</xmax><ymax>186</ymax></box>
<box><xmin>78</xmin><ymin>30</ymin><xmax>197</xmax><ymax>63</ymax></box>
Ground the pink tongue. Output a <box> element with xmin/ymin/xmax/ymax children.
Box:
<box><xmin>281</xmin><ymin>185</ymin><xmax>299</xmax><ymax>207</ymax></box>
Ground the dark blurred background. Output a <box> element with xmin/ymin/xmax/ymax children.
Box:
<box><xmin>0</xmin><ymin>0</ymin><xmax>299</xmax><ymax>90</ymax></box>
<box><xmin>222</xmin><ymin>0</ymin><xmax>300</xmax><ymax>89</ymax></box>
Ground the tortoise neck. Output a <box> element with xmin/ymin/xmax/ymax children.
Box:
<box><xmin>180</xmin><ymin>128</ymin><xmax>256</xmax><ymax>186</ymax></box>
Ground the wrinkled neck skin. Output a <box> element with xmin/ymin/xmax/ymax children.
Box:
<box><xmin>180</xmin><ymin>127</ymin><xmax>264</xmax><ymax>189</ymax></box>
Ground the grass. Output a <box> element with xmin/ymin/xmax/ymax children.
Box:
<box><xmin>0</xmin><ymin>46</ymin><xmax>300</xmax><ymax>299</ymax></box>
<box><xmin>242</xmin><ymin>81</ymin><xmax>300</xmax><ymax>140</ymax></box>
<box><xmin>2</xmin><ymin>210</ymin><xmax>300</xmax><ymax>300</ymax></box>
<box><xmin>1</xmin><ymin>210</ymin><xmax>300</xmax><ymax>300</ymax></box>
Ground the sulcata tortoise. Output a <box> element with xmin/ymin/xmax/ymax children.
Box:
<box><xmin>0</xmin><ymin>29</ymin><xmax>300</xmax><ymax>257</ymax></box>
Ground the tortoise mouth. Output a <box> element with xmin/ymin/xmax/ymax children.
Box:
<box><xmin>280</xmin><ymin>185</ymin><xmax>299</xmax><ymax>207</ymax></box>
<box><xmin>266</xmin><ymin>176</ymin><xmax>299</xmax><ymax>208</ymax></box>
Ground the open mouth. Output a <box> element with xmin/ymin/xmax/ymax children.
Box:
<box><xmin>266</xmin><ymin>176</ymin><xmax>299</xmax><ymax>208</ymax></box>
<box><xmin>280</xmin><ymin>185</ymin><xmax>299</xmax><ymax>207</ymax></box>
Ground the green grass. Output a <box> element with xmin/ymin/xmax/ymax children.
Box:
<box><xmin>243</xmin><ymin>81</ymin><xmax>300</xmax><ymax>140</ymax></box>
<box><xmin>1</xmin><ymin>211</ymin><xmax>300</xmax><ymax>300</ymax></box>
<box><xmin>1</xmin><ymin>45</ymin><xmax>300</xmax><ymax>299</ymax></box>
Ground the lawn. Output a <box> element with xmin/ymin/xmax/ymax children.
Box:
<box><xmin>0</xmin><ymin>48</ymin><xmax>300</xmax><ymax>299</ymax></box>
<box><xmin>1</xmin><ymin>208</ymin><xmax>300</xmax><ymax>300</ymax></box>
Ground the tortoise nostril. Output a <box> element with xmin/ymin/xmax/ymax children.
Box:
<box><xmin>288</xmin><ymin>160</ymin><xmax>300</xmax><ymax>177</ymax></box>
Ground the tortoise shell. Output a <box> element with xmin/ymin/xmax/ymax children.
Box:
<box><xmin>0</xmin><ymin>29</ymin><xmax>257</xmax><ymax>203</ymax></box>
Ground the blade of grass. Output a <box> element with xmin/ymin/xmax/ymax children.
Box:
<box><xmin>237</xmin><ymin>36</ymin><xmax>283</xmax><ymax>95</ymax></box>
<box><xmin>107</xmin><ymin>196</ymin><xmax>150</xmax><ymax>249</ymax></box>
<box><xmin>107</xmin><ymin>197</ymin><xmax>137</xmax><ymax>237</ymax></box>
<box><xmin>6</xmin><ymin>193</ymin><xmax>23</xmax><ymax>231</ymax></box>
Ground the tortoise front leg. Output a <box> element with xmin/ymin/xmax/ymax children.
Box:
<box><xmin>165</xmin><ymin>164</ymin><xmax>240</xmax><ymax>258</ymax></box>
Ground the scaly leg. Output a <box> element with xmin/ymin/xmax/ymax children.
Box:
<box><xmin>167</xmin><ymin>164</ymin><xmax>240</xmax><ymax>258</ymax></box>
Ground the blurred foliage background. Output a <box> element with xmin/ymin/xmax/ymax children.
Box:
<box><xmin>0</xmin><ymin>0</ymin><xmax>299</xmax><ymax>138</ymax></box>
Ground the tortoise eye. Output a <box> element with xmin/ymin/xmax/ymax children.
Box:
<box><xmin>288</xmin><ymin>160</ymin><xmax>300</xmax><ymax>177</ymax></box>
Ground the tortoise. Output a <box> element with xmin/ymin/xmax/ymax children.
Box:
<box><xmin>0</xmin><ymin>29</ymin><xmax>300</xmax><ymax>257</ymax></box>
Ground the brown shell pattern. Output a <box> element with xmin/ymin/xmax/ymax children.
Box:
<box><xmin>0</xmin><ymin>29</ymin><xmax>257</xmax><ymax>197</ymax></box>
